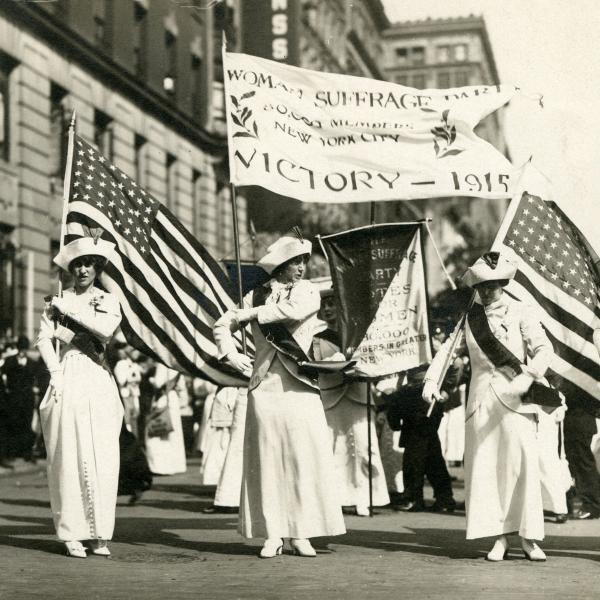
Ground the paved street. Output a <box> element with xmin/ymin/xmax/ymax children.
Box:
<box><xmin>1</xmin><ymin>461</ymin><xmax>599</xmax><ymax>600</ymax></box>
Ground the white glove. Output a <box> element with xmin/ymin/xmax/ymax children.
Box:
<box><xmin>324</xmin><ymin>352</ymin><xmax>346</xmax><ymax>362</ymax></box>
<box><xmin>509</xmin><ymin>373</ymin><xmax>533</xmax><ymax>396</ymax></box>
<box><xmin>235</xmin><ymin>307</ymin><xmax>259</xmax><ymax>324</ymax></box>
<box><xmin>226</xmin><ymin>352</ymin><xmax>253</xmax><ymax>377</ymax></box>
<box><xmin>553</xmin><ymin>404</ymin><xmax>567</xmax><ymax>423</ymax></box>
<box><xmin>51</xmin><ymin>295</ymin><xmax>68</xmax><ymax>316</ymax></box>
<box><xmin>49</xmin><ymin>370</ymin><xmax>64</xmax><ymax>402</ymax></box>
<box><xmin>422</xmin><ymin>380</ymin><xmax>443</xmax><ymax>405</ymax></box>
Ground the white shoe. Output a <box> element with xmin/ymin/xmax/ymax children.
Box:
<box><xmin>521</xmin><ymin>538</ymin><xmax>546</xmax><ymax>562</ymax></box>
<box><xmin>259</xmin><ymin>538</ymin><xmax>283</xmax><ymax>559</ymax></box>
<box><xmin>89</xmin><ymin>539</ymin><xmax>111</xmax><ymax>557</ymax></box>
<box><xmin>355</xmin><ymin>505</ymin><xmax>370</xmax><ymax>517</ymax></box>
<box><xmin>65</xmin><ymin>541</ymin><xmax>87</xmax><ymax>559</ymax></box>
<box><xmin>486</xmin><ymin>535</ymin><xmax>508</xmax><ymax>562</ymax></box>
<box><xmin>290</xmin><ymin>538</ymin><xmax>316</xmax><ymax>557</ymax></box>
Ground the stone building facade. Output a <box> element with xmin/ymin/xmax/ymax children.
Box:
<box><xmin>0</xmin><ymin>0</ymin><xmax>245</xmax><ymax>340</ymax></box>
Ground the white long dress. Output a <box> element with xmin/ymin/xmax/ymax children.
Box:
<box><xmin>199</xmin><ymin>386</ymin><xmax>237</xmax><ymax>485</ymax></box>
<box><xmin>145</xmin><ymin>364</ymin><xmax>187</xmax><ymax>476</ymax></box>
<box><xmin>36</xmin><ymin>287</ymin><xmax>123</xmax><ymax>542</ymax></box>
<box><xmin>313</xmin><ymin>332</ymin><xmax>389</xmax><ymax>508</ymax></box>
<box><xmin>427</xmin><ymin>296</ymin><xmax>554</xmax><ymax>541</ymax></box>
<box><xmin>214</xmin><ymin>388</ymin><xmax>248</xmax><ymax>507</ymax></box>
<box><xmin>213</xmin><ymin>279</ymin><xmax>346</xmax><ymax>540</ymax></box>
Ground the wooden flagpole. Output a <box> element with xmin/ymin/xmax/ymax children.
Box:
<box><xmin>366</xmin><ymin>202</ymin><xmax>376</xmax><ymax>516</ymax></box>
<box><xmin>230</xmin><ymin>183</ymin><xmax>247</xmax><ymax>354</ymax></box>
<box><xmin>54</xmin><ymin>110</ymin><xmax>77</xmax><ymax>356</ymax></box>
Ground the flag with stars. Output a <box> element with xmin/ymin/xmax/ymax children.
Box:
<box><xmin>493</xmin><ymin>165</ymin><xmax>600</xmax><ymax>413</ymax></box>
<box><xmin>64</xmin><ymin>134</ymin><xmax>252</xmax><ymax>386</ymax></box>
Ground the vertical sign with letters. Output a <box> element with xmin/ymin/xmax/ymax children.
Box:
<box><xmin>240</xmin><ymin>0</ymin><xmax>300</xmax><ymax>65</ymax></box>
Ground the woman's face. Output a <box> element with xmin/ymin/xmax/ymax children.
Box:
<box><xmin>70</xmin><ymin>256</ymin><xmax>97</xmax><ymax>291</ymax></box>
<box><xmin>475</xmin><ymin>280</ymin><xmax>504</xmax><ymax>306</ymax></box>
<box><xmin>320</xmin><ymin>296</ymin><xmax>337</xmax><ymax>327</ymax></box>
<box><xmin>277</xmin><ymin>255</ymin><xmax>307</xmax><ymax>283</ymax></box>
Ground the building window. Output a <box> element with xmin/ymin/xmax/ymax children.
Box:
<box><xmin>190</xmin><ymin>34</ymin><xmax>203</xmax><ymax>117</ymax></box>
<box><xmin>164</xmin><ymin>30</ymin><xmax>177</xmax><ymax>98</ymax></box>
<box><xmin>0</xmin><ymin>53</ymin><xmax>18</xmax><ymax>163</ymax></box>
<box><xmin>394</xmin><ymin>46</ymin><xmax>408</xmax><ymax>61</ymax></box>
<box><xmin>192</xmin><ymin>169</ymin><xmax>202</xmax><ymax>240</ymax></box>
<box><xmin>411</xmin><ymin>73</ymin><xmax>426</xmax><ymax>89</ymax></box>
<box><xmin>133</xmin><ymin>1</ymin><xmax>148</xmax><ymax>77</ymax></box>
<box><xmin>93</xmin><ymin>0</ymin><xmax>107</xmax><ymax>45</ymax></box>
<box><xmin>455</xmin><ymin>71</ymin><xmax>470</xmax><ymax>87</ymax></box>
<box><xmin>134</xmin><ymin>134</ymin><xmax>147</xmax><ymax>188</ymax></box>
<box><xmin>454</xmin><ymin>44</ymin><xmax>468</xmax><ymax>61</ymax></box>
<box><xmin>0</xmin><ymin>234</ymin><xmax>16</xmax><ymax>338</ymax></box>
<box><xmin>410</xmin><ymin>46</ymin><xmax>425</xmax><ymax>65</ymax></box>
<box><xmin>166</xmin><ymin>153</ymin><xmax>177</xmax><ymax>209</ymax></box>
<box><xmin>437</xmin><ymin>46</ymin><xmax>451</xmax><ymax>63</ymax></box>
<box><xmin>49</xmin><ymin>83</ymin><xmax>69</xmax><ymax>179</ymax></box>
<box><xmin>436</xmin><ymin>72</ymin><xmax>451</xmax><ymax>89</ymax></box>
<box><xmin>94</xmin><ymin>109</ymin><xmax>114</xmax><ymax>160</ymax></box>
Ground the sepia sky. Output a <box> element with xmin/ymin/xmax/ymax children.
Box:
<box><xmin>382</xmin><ymin>0</ymin><xmax>600</xmax><ymax>251</ymax></box>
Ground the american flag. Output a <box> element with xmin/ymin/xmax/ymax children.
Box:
<box><xmin>64</xmin><ymin>134</ymin><xmax>252</xmax><ymax>386</ymax></box>
<box><xmin>493</xmin><ymin>171</ymin><xmax>600</xmax><ymax>414</ymax></box>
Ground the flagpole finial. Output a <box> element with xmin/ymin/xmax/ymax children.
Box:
<box><xmin>69</xmin><ymin>109</ymin><xmax>77</xmax><ymax>129</ymax></box>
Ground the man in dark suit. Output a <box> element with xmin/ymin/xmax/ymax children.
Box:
<box><xmin>0</xmin><ymin>336</ymin><xmax>39</xmax><ymax>462</ymax></box>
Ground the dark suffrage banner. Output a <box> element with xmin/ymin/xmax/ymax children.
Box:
<box><xmin>321</xmin><ymin>224</ymin><xmax>432</xmax><ymax>378</ymax></box>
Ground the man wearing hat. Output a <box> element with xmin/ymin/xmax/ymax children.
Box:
<box><xmin>36</xmin><ymin>236</ymin><xmax>123</xmax><ymax>559</ymax></box>
<box><xmin>423</xmin><ymin>250</ymin><xmax>556</xmax><ymax>562</ymax></box>
<box><xmin>213</xmin><ymin>230</ymin><xmax>345</xmax><ymax>559</ymax></box>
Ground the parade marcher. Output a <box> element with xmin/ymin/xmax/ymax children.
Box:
<box><xmin>204</xmin><ymin>388</ymin><xmax>248</xmax><ymax>514</ymax></box>
<box><xmin>113</xmin><ymin>343</ymin><xmax>142</xmax><ymax>438</ymax></box>
<box><xmin>144</xmin><ymin>363</ymin><xmax>187</xmax><ymax>476</ymax></box>
<box><xmin>423</xmin><ymin>251</ymin><xmax>555</xmax><ymax>562</ymax></box>
<box><xmin>213</xmin><ymin>230</ymin><xmax>346</xmax><ymax>558</ymax></box>
<box><xmin>36</xmin><ymin>237</ymin><xmax>123</xmax><ymax>558</ymax></box>
<box><xmin>385</xmin><ymin>359</ymin><xmax>457</xmax><ymax>513</ymax></box>
<box><xmin>0</xmin><ymin>335</ymin><xmax>39</xmax><ymax>463</ymax></box>
<box><xmin>199</xmin><ymin>386</ymin><xmax>237</xmax><ymax>486</ymax></box>
<box><xmin>313</xmin><ymin>288</ymin><xmax>389</xmax><ymax>516</ymax></box>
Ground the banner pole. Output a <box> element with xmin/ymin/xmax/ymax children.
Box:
<box><xmin>230</xmin><ymin>183</ymin><xmax>247</xmax><ymax>354</ymax></box>
<box><xmin>424</xmin><ymin>219</ymin><xmax>456</xmax><ymax>291</ymax></box>
<box><xmin>366</xmin><ymin>201</ymin><xmax>376</xmax><ymax>516</ymax></box>
<box><xmin>54</xmin><ymin>110</ymin><xmax>77</xmax><ymax>356</ymax></box>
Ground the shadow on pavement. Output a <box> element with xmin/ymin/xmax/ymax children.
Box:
<box><xmin>318</xmin><ymin>526</ymin><xmax>600</xmax><ymax>564</ymax></box>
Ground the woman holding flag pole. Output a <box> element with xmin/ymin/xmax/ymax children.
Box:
<box><xmin>213</xmin><ymin>229</ymin><xmax>346</xmax><ymax>558</ymax></box>
<box><xmin>423</xmin><ymin>250</ymin><xmax>556</xmax><ymax>562</ymax></box>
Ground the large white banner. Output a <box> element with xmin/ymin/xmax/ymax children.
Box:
<box><xmin>224</xmin><ymin>51</ymin><xmax>522</xmax><ymax>203</ymax></box>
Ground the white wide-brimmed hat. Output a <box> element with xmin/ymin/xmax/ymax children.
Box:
<box><xmin>53</xmin><ymin>237</ymin><xmax>116</xmax><ymax>272</ymax></box>
<box><xmin>257</xmin><ymin>230</ymin><xmax>312</xmax><ymax>275</ymax></box>
<box><xmin>462</xmin><ymin>250</ymin><xmax>518</xmax><ymax>288</ymax></box>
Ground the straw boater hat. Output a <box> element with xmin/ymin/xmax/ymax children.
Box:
<box><xmin>461</xmin><ymin>250</ymin><xmax>518</xmax><ymax>288</ymax></box>
<box><xmin>53</xmin><ymin>237</ymin><xmax>116</xmax><ymax>272</ymax></box>
<box><xmin>257</xmin><ymin>228</ymin><xmax>312</xmax><ymax>275</ymax></box>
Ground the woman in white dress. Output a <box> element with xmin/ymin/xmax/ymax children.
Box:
<box><xmin>213</xmin><ymin>231</ymin><xmax>346</xmax><ymax>558</ymax></box>
<box><xmin>144</xmin><ymin>363</ymin><xmax>187</xmax><ymax>475</ymax></box>
<box><xmin>424</xmin><ymin>251</ymin><xmax>555</xmax><ymax>562</ymax></box>
<box><xmin>36</xmin><ymin>237</ymin><xmax>123</xmax><ymax>558</ymax></box>
<box><xmin>313</xmin><ymin>289</ymin><xmax>389</xmax><ymax>515</ymax></box>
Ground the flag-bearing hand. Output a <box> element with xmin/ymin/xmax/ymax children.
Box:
<box><xmin>50</xmin><ymin>295</ymin><xmax>68</xmax><ymax>316</ymax></box>
<box><xmin>509</xmin><ymin>373</ymin><xmax>534</xmax><ymax>396</ymax></box>
<box><xmin>226</xmin><ymin>352</ymin><xmax>253</xmax><ymax>376</ymax></box>
<box><xmin>422</xmin><ymin>380</ymin><xmax>444</xmax><ymax>404</ymax></box>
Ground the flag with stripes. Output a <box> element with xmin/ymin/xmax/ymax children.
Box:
<box><xmin>64</xmin><ymin>134</ymin><xmax>252</xmax><ymax>386</ymax></box>
<box><xmin>492</xmin><ymin>165</ymin><xmax>600</xmax><ymax>414</ymax></box>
